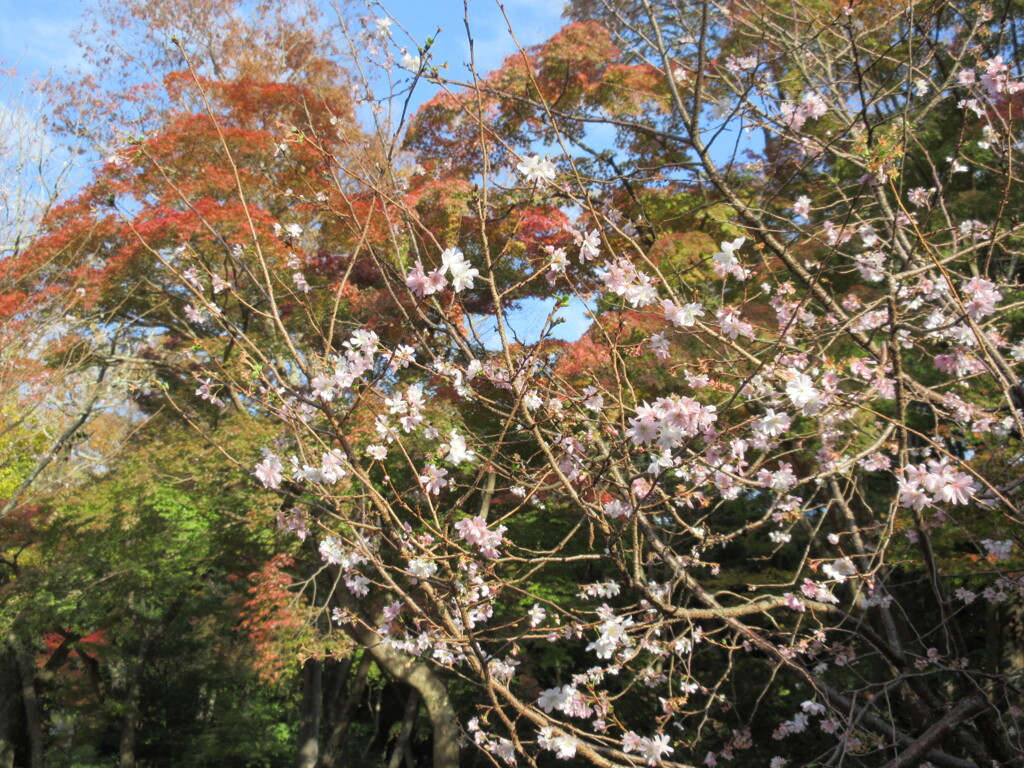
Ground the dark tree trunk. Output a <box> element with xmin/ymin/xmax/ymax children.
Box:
<box><xmin>322</xmin><ymin>655</ymin><xmax>354</xmax><ymax>734</ymax></box>
<box><xmin>296</xmin><ymin>659</ymin><xmax>322</xmax><ymax>768</ymax></box>
<box><xmin>326</xmin><ymin>566</ymin><xmax>459</xmax><ymax>768</ymax></box>
<box><xmin>0</xmin><ymin>642</ymin><xmax>22</xmax><ymax>768</ymax></box>
<box><xmin>386</xmin><ymin>689</ymin><xmax>418</xmax><ymax>768</ymax></box>
<box><xmin>10</xmin><ymin>636</ymin><xmax>43</xmax><ymax>768</ymax></box>
<box><xmin>118</xmin><ymin>599</ymin><xmax>182</xmax><ymax>768</ymax></box>
<box><xmin>118</xmin><ymin>656</ymin><xmax>146</xmax><ymax>768</ymax></box>
<box><xmin>320</xmin><ymin>651</ymin><xmax>372</xmax><ymax>768</ymax></box>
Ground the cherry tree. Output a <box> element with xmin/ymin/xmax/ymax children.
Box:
<box><xmin>40</xmin><ymin>0</ymin><xmax>1024</xmax><ymax>764</ymax></box>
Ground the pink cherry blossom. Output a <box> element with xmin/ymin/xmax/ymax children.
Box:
<box><xmin>419</xmin><ymin>464</ymin><xmax>448</xmax><ymax>495</ymax></box>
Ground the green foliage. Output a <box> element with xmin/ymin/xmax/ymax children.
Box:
<box><xmin>1</xmin><ymin>414</ymin><xmax>302</xmax><ymax>767</ymax></box>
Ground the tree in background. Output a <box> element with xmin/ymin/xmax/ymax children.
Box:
<box><xmin>0</xmin><ymin>2</ymin><xmax>379</xmax><ymax>766</ymax></box>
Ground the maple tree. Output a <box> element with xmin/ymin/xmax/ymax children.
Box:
<box><xmin>25</xmin><ymin>416</ymin><xmax>295</xmax><ymax>768</ymax></box>
<box><xmin>0</xmin><ymin>3</ymin><xmax>383</xmax><ymax>765</ymax></box>
<box><xmin>0</xmin><ymin>66</ymin><xmax>149</xmax><ymax>768</ymax></box>
<box><xmin>45</xmin><ymin>0</ymin><xmax>350</xmax><ymax>149</ymax></box>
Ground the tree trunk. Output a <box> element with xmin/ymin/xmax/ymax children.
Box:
<box><xmin>119</xmin><ymin>659</ymin><xmax>145</xmax><ymax>768</ymax></box>
<box><xmin>320</xmin><ymin>651</ymin><xmax>372</xmax><ymax>768</ymax></box>
<box><xmin>0</xmin><ymin>642</ymin><xmax>22</xmax><ymax>768</ymax></box>
<box><xmin>1002</xmin><ymin>593</ymin><xmax>1024</xmax><ymax>675</ymax></box>
<box><xmin>354</xmin><ymin>634</ymin><xmax>459</xmax><ymax>768</ymax></box>
<box><xmin>327</xmin><ymin>566</ymin><xmax>459</xmax><ymax>768</ymax></box>
<box><xmin>296</xmin><ymin>659</ymin><xmax>322</xmax><ymax>768</ymax></box>
<box><xmin>10</xmin><ymin>636</ymin><xmax>43</xmax><ymax>768</ymax></box>
<box><xmin>386</xmin><ymin>689</ymin><xmax>419</xmax><ymax>768</ymax></box>
<box><xmin>119</xmin><ymin>599</ymin><xmax>182</xmax><ymax>768</ymax></box>
<box><xmin>322</xmin><ymin>656</ymin><xmax>354</xmax><ymax>735</ymax></box>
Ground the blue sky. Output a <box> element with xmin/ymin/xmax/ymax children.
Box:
<box><xmin>386</xmin><ymin>0</ymin><xmax>565</xmax><ymax>75</ymax></box>
<box><xmin>0</xmin><ymin>0</ymin><xmax>566</xmax><ymax>80</ymax></box>
<box><xmin>0</xmin><ymin>0</ymin><xmax>87</xmax><ymax>75</ymax></box>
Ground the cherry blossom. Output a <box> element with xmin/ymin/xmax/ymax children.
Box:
<box><xmin>962</xmin><ymin>276</ymin><xmax>1002</xmax><ymax>319</ymax></box>
<box><xmin>516</xmin><ymin>154</ymin><xmax>556</xmax><ymax>183</ymax></box>
<box><xmin>254</xmin><ymin>453</ymin><xmax>283</xmax><ymax>489</ymax></box>
<box><xmin>419</xmin><ymin>464</ymin><xmax>448</xmax><ymax>495</ymax></box>
<box><xmin>648</xmin><ymin>332</ymin><xmax>670</xmax><ymax>360</ymax></box>
<box><xmin>663</xmin><ymin>299</ymin><xmax>705</xmax><ymax>327</ymax></box>
<box><xmin>785</xmin><ymin>372</ymin><xmax>822</xmax><ymax>414</ymax></box>
<box><xmin>407</xmin><ymin>558</ymin><xmax>437</xmax><ymax>580</ymax></box>
<box><xmin>712</xmin><ymin>236</ymin><xmax>748</xmax><ymax>280</ymax></box>
<box><xmin>440</xmin><ymin>247</ymin><xmax>480</xmax><ymax>292</ymax></box>
<box><xmin>907</xmin><ymin>187</ymin><xmax>934</xmax><ymax>207</ymax></box>
<box><xmin>982</xmin><ymin>539</ymin><xmax>1014</xmax><ymax>561</ymax></box>
<box><xmin>443</xmin><ymin>429</ymin><xmax>475</xmax><ymax>465</ymax></box>
<box><xmin>455</xmin><ymin>515</ymin><xmax>506</xmax><ymax>558</ymax></box>
<box><xmin>227</xmin><ymin>8</ymin><xmax>1024</xmax><ymax>765</ymax></box>
<box><xmin>195</xmin><ymin>378</ymin><xmax>226</xmax><ymax>408</ymax></box>
<box><xmin>716</xmin><ymin>307</ymin><xmax>754</xmax><ymax>340</ymax></box>
<box><xmin>575</xmin><ymin>228</ymin><xmax>601</xmax><ymax>262</ymax></box>
<box><xmin>406</xmin><ymin>260</ymin><xmax>446</xmax><ymax>297</ymax></box>
<box><xmin>756</xmin><ymin>409</ymin><xmax>791</xmax><ymax>437</ymax></box>
<box><xmin>392</xmin><ymin>46</ymin><xmax>420</xmax><ymax>71</ymax></box>
<box><xmin>622</xmin><ymin>732</ymin><xmax>674</xmax><ymax>766</ymax></box>
<box><xmin>538</xmin><ymin>727</ymin><xmax>579</xmax><ymax>759</ymax></box>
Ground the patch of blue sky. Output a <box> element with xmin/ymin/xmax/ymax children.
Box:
<box><xmin>0</xmin><ymin>0</ymin><xmax>87</xmax><ymax>76</ymax></box>
<box><xmin>469</xmin><ymin>294</ymin><xmax>593</xmax><ymax>350</ymax></box>
<box><xmin>381</xmin><ymin>0</ymin><xmax>565</xmax><ymax>81</ymax></box>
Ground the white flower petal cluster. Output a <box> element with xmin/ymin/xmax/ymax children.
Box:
<box><xmin>538</xmin><ymin>727</ymin><xmax>579</xmax><ymax>759</ymax></box>
<box><xmin>586</xmin><ymin>604</ymin><xmax>635</xmax><ymax>659</ymax></box>
<box><xmin>517</xmin><ymin>154</ymin><xmax>556</xmax><ymax>183</ymax></box>
<box><xmin>898</xmin><ymin>461</ymin><xmax>975</xmax><ymax>510</ymax></box>
<box><xmin>663</xmin><ymin>299</ymin><xmax>705</xmax><ymax>327</ymax></box>
<box><xmin>712</xmin><ymin>236</ymin><xmax>748</xmax><ymax>280</ymax></box>
<box><xmin>623</xmin><ymin>731</ymin><xmax>674</xmax><ymax>766</ymax></box>
<box><xmin>785</xmin><ymin>372</ymin><xmax>822</xmax><ymax>414</ymax></box>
